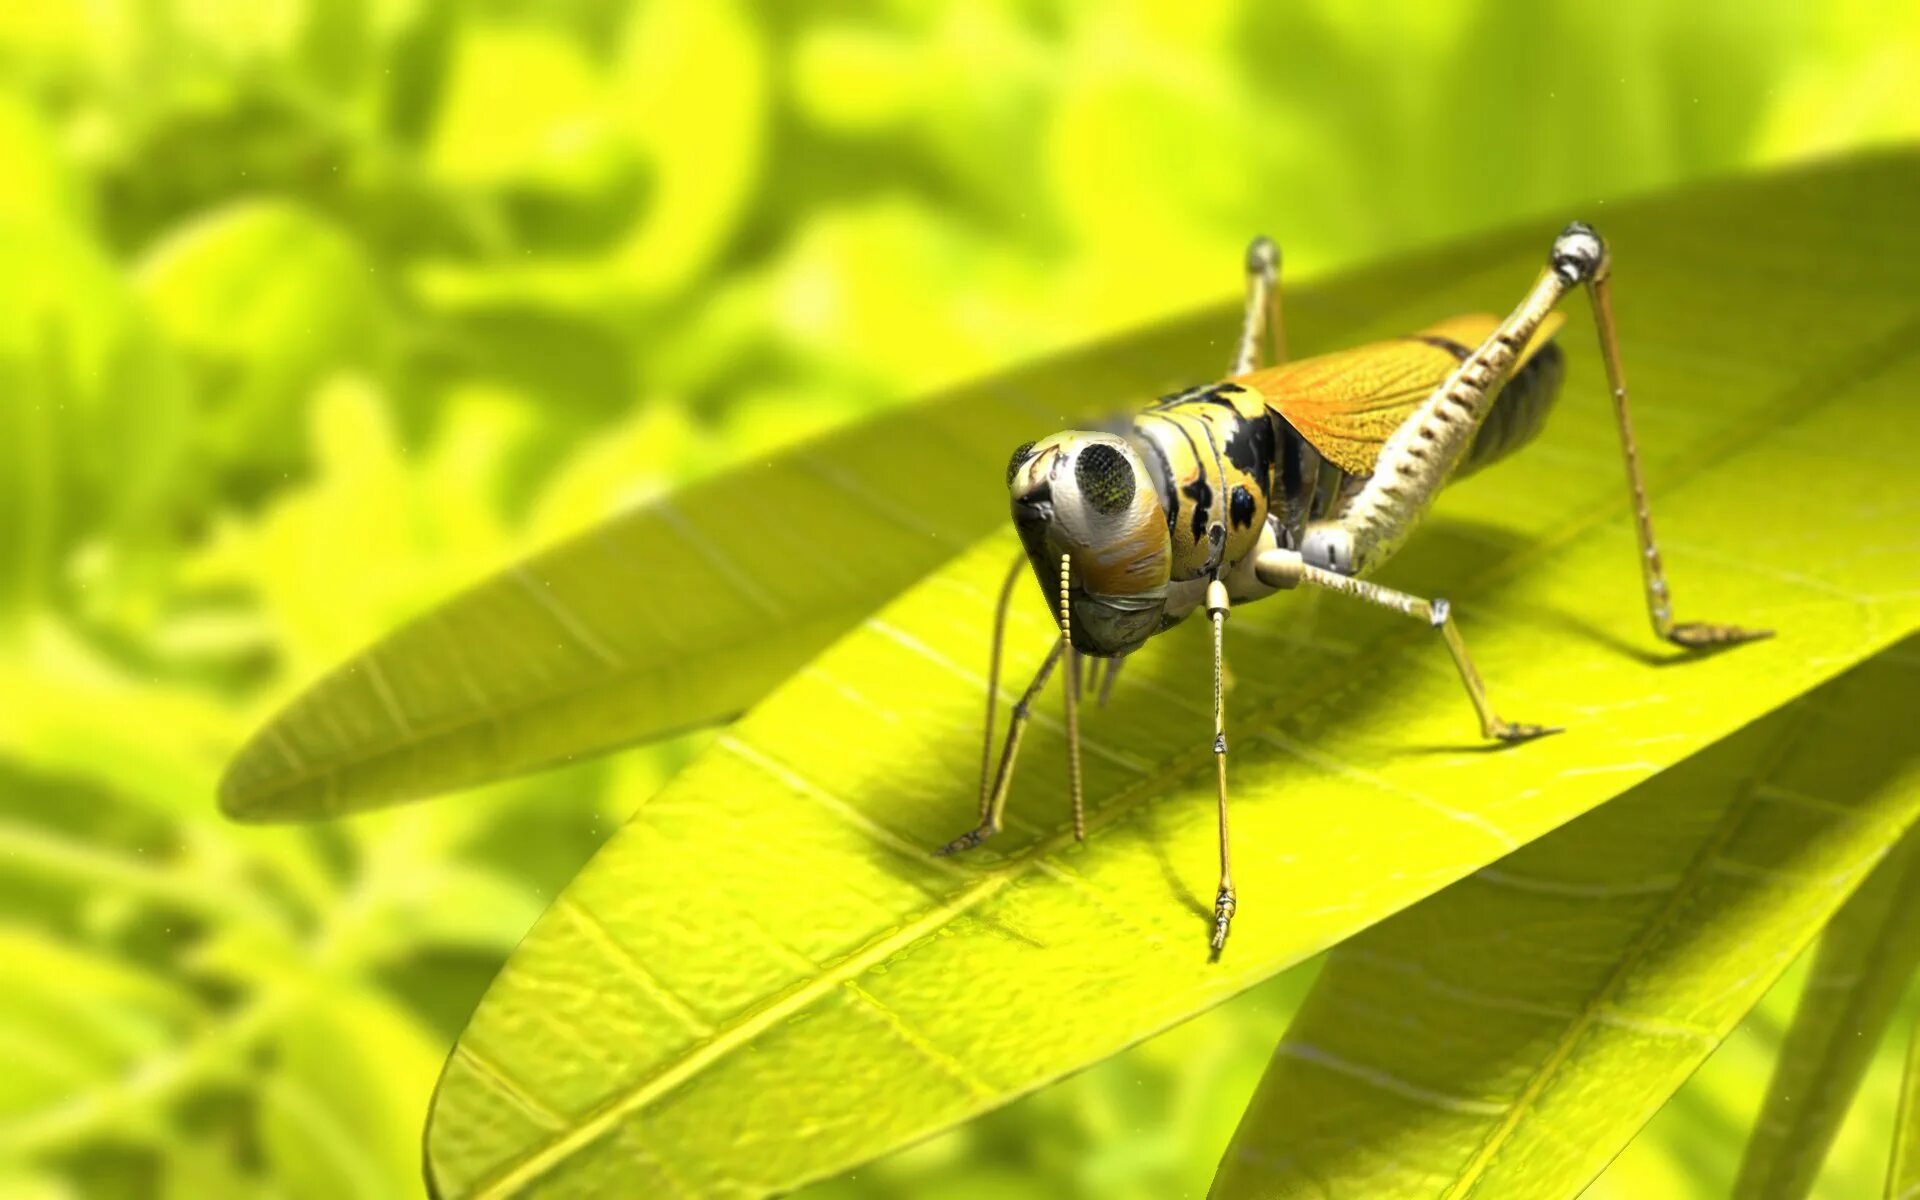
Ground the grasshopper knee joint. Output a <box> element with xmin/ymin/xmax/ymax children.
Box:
<box><xmin>1552</xmin><ymin>222</ymin><xmax>1608</xmax><ymax>284</ymax></box>
<box><xmin>1245</xmin><ymin>235</ymin><xmax>1279</xmax><ymax>276</ymax></box>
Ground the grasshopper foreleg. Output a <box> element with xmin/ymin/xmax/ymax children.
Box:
<box><xmin>937</xmin><ymin>640</ymin><xmax>1065</xmax><ymax>856</ymax></box>
<box><xmin>1204</xmin><ymin>580</ymin><xmax>1238</xmax><ymax>955</ymax></box>
<box><xmin>975</xmin><ymin>554</ymin><xmax>1026</xmax><ymax>826</ymax></box>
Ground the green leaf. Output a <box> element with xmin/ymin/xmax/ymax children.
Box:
<box><xmin>1210</xmin><ymin>647</ymin><xmax>1920</xmax><ymax>1200</ymax></box>
<box><xmin>0</xmin><ymin>90</ymin><xmax>86</xmax><ymax>229</ymax></box>
<box><xmin>219</xmin><ymin>229</ymin><xmax>1516</xmax><ymax>820</ymax></box>
<box><xmin>134</xmin><ymin>197</ymin><xmax>389</xmax><ymax>474</ymax></box>
<box><xmin>424</xmin><ymin>156</ymin><xmax>1920</xmax><ymax>1197</ymax></box>
<box><xmin>0</xmin><ymin>922</ymin><xmax>200</xmax><ymax>1127</ymax></box>
<box><xmin>1732</xmin><ymin>819</ymin><xmax>1920</xmax><ymax>1199</ymax></box>
<box><xmin>1895</xmin><ymin>1009</ymin><xmax>1920</xmax><ymax>1200</ymax></box>
<box><xmin>260</xmin><ymin>984</ymin><xmax>444</xmax><ymax>1200</ymax></box>
<box><xmin>0</xmin><ymin>203</ymin><xmax>193</xmax><ymax>622</ymax></box>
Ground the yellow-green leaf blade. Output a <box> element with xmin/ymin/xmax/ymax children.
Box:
<box><xmin>1733</xmin><ymin>821</ymin><xmax>1920</xmax><ymax>1200</ymax></box>
<box><xmin>217</xmin><ymin>239</ymin><xmax>1508</xmax><ymax>822</ymax></box>
<box><xmin>427</xmin><ymin>157</ymin><xmax>1920</xmax><ymax>1197</ymax></box>
<box><xmin>1211</xmin><ymin>648</ymin><xmax>1920</xmax><ymax>1200</ymax></box>
<box><xmin>1893</xmin><ymin>1008</ymin><xmax>1920</xmax><ymax>1199</ymax></box>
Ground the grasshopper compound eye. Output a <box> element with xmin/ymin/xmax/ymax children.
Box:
<box><xmin>1073</xmin><ymin>442</ymin><xmax>1135</xmax><ymax>515</ymax></box>
<box><xmin>1005</xmin><ymin>441</ymin><xmax>1038</xmax><ymax>487</ymax></box>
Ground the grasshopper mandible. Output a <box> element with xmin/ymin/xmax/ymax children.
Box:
<box><xmin>936</xmin><ymin>223</ymin><xmax>1770</xmax><ymax>954</ymax></box>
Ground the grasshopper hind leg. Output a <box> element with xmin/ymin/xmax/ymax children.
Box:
<box><xmin>1558</xmin><ymin>222</ymin><xmax>1772</xmax><ymax>650</ymax></box>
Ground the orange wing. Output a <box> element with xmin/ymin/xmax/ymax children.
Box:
<box><xmin>1237</xmin><ymin>313</ymin><xmax>1564</xmax><ymax>475</ymax></box>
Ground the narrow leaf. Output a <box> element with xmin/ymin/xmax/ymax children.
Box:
<box><xmin>1211</xmin><ymin>646</ymin><xmax>1920</xmax><ymax>1200</ymax></box>
<box><xmin>1733</xmin><ymin>821</ymin><xmax>1920</xmax><ymax>1199</ymax></box>
<box><xmin>426</xmin><ymin>157</ymin><xmax>1920</xmax><ymax>1197</ymax></box>
<box><xmin>219</xmin><ymin>234</ymin><xmax>1515</xmax><ymax>820</ymax></box>
<box><xmin>1895</xmin><ymin>1009</ymin><xmax>1920</xmax><ymax>1200</ymax></box>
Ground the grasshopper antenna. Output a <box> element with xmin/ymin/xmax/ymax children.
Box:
<box><xmin>1059</xmin><ymin>553</ymin><xmax>1085</xmax><ymax>841</ymax></box>
<box><xmin>977</xmin><ymin>554</ymin><xmax>1025</xmax><ymax>822</ymax></box>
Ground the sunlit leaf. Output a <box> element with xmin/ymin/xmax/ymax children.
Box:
<box><xmin>219</xmin><ymin>229</ymin><xmax>1515</xmax><ymax>820</ymax></box>
<box><xmin>1211</xmin><ymin>647</ymin><xmax>1920</xmax><ymax>1200</ymax></box>
<box><xmin>1894</xmin><ymin>1011</ymin><xmax>1920</xmax><ymax>1200</ymax></box>
<box><xmin>1731</xmin><ymin>821</ymin><xmax>1920</xmax><ymax>1199</ymax></box>
<box><xmin>424</xmin><ymin>156</ymin><xmax>1920</xmax><ymax>1197</ymax></box>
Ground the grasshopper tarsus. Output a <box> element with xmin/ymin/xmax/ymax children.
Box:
<box><xmin>1492</xmin><ymin>721</ymin><xmax>1565</xmax><ymax>744</ymax></box>
<box><xmin>934</xmin><ymin>826</ymin><xmax>996</xmax><ymax>857</ymax></box>
<box><xmin>1210</xmin><ymin>886</ymin><xmax>1237</xmax><ymax>956</ymax></box>
<box><xmin>1668</xmin><ymin>621</ymin><xmax>1774</xmax><ymax>650</ymax></box>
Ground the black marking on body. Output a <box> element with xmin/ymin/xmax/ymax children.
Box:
<box><xmin>1266</xmin><ymin>410</ymin><xmax>1341</xmax><ymax>542</ymax></box>
<box><xmin>1277</xmin><ymin>416</ymin><xmax>1307</xmax><ymax>497</ymax></box>
<box><xmin>1229</xmin><ymin>485</ymin><xmax>1256</xmax><ymax>529</ymax></box>
<box><xmin>1153</xmin><ymin>382</ymin><xmax>1235</xmax><ymax>409</ymax></box>
<box><xmin>1182</xmin><ymin>478</ymin><xmax>1213</xmax><ymax>541</ymax></box>
<box><xmin>1220</xmin><ymin>399</ymin><xmax>1276</xmax><ymax>480</ymax></box>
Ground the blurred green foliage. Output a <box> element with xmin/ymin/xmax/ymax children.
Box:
<box><xmin>1</xmin><ymin>1</ymin><xmax>1917</xmax><ymax>1197</ymax></box>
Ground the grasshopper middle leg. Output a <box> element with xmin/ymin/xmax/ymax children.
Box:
<box><xmin>1255</xmin><ymin>549</ymin><xmax>1561</xmax><ymax>743</ymax></box>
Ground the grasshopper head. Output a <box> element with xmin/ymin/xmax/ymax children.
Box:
<box><xmin>1006</xmin><ymin>432</ymin><xmax>1170</xmax><ymax>656</ymax></box>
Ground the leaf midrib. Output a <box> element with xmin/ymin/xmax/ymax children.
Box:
<box><xmin>454</xmin><ymin>297</ymin><xmax>1920</xmax><ymax>1200</ymax></box>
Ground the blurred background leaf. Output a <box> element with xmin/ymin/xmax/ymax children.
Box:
<box><xmin>4</xmin><ymin>1</ymin><xmax>1920</xmax><ymax>1197</ymax></box>
<box><xmin>1893</xmin><ymin>1007</ymin><xmax>1920</xmax><ymax>1200</ymax></box>
<box><xmin>1732</xmin><ymin>821</ymin><xmax>1920</xmax><ymax>1200</ymax></box>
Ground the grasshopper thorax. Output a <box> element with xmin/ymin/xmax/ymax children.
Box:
<box><xmin>1006</xmin><ymin>432</ymin><xmax>1172</xmax><ymax>657</ymax></box>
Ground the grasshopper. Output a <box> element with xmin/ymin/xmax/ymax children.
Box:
<box><xmin>937</xmin><ymin>223</ymin><xmax>1769</xmax><ymax>954</ymax></box>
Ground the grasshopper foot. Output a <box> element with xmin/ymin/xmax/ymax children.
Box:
<box><xmin>934</xmin><ymin>824</ymin><xmax>998</xmax><ymax>857</ymax></box>
<box><xmin>1668</xmin><ymin>622</ymin><xmax>1773</xmax><ymax>650</ymax></box>
<box><xmin>1209</xmin><ymin>886</ymin><xmax>1238</xmax><ymax>957</ymax></box>
<box><xmin>1490</xmin><ymin>720</ymin><xmax>1564</xmax><ymax>744</ymax></box>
